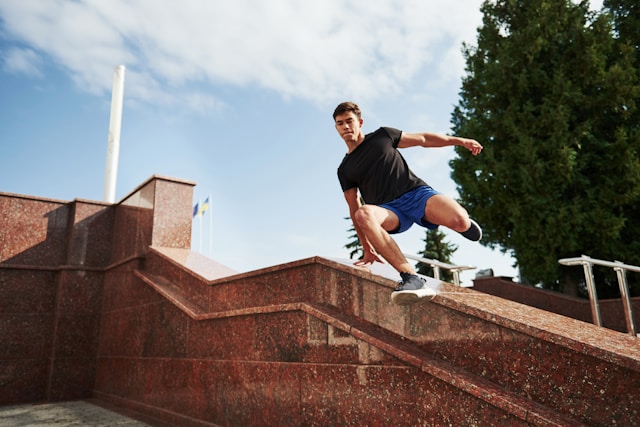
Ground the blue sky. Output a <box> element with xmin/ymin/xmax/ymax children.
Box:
<box><xmin>3</xmin><ymin>1</ymin><xmax>600</xmax><ymax>283</ymax></box>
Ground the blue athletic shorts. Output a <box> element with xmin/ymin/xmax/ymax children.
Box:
<box><xmin>379</xmin><ymin>186</ymin><xmax>441</xmax><ymax>234</ymax></box>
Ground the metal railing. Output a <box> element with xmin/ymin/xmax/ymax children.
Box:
<box><xmin>403</xmin><ymin>253</ymin><xmax>476</xmax><ymax>286</ymax></box>
<box><xmin>558</xmin><ymin>255</ymin><xmax>638</xmax><ymax>337</ymax></box>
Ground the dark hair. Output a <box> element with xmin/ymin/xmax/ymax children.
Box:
<box><xmin>333</xmin><ymin>101</ymin><xmax>361</xmax><ymax>120</ymax></box>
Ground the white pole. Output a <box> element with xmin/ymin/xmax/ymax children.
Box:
<box><xmin>199</xmin><ymin>213</ymin><xmax>203</xmax><ymax>253</ymax></box>
<box><xmin>196</xmin><ymin>199</ymin><xmax>202</xmax><ymax>253</ymax></box>
<box><xmin>208</xmin><ymin>193</ymin><xmax>213</xmax><ymax>257</ymax></box>
<box><xmin>103</xmin><ymin>65</ymin><xmax>126</xmax><ymax>203</ymax></box>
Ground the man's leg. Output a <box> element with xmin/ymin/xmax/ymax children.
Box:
<box><xmin>355</xmin><ymin>204</ymin><xmax>436</xmax><ymax>305</ymax></box>
<box><xmin>353</xmin><ymin>205</ymin><xmax>416</xmax><ymax>274</ymax></box>
<box><xmin>355</xmin><ymin>205</ymin><xmax>429</xmax><ymax>305</ymax></box>
<box><xmin>424</xmin><ymin>194</ymin><xmax>481</xmax><ymax>240</ymax></box>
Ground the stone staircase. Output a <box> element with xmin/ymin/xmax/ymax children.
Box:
<box><xmin>93</xmin><ymin>246</ymin><xmax>640</xmax><ymax>426</ymax></box>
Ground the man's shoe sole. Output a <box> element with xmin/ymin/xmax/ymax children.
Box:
<box><xmin>391</xmin><ymin>288</ymin><xmax>436</xmax><ymax>305</ymax></box>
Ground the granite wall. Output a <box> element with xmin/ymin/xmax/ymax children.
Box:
<box><xmin>0</xmin><ymin>175</ymin><xmax>194</xmax><ymax>404</ymax></box>
<box><xmin>1</xmin><ymin>176</ymin><xmax>639</xmax><ymax>426</ymax></box>
<box><xmin>473</xmin><ymin>276</ymin><xmax>640</xmax><ymax>334</ymax></box>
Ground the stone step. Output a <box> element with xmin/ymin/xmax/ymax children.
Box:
<box><xmin>133</xmin><ymin>267</ymin><xmax>584</xmax><ymax>426</ymax></box>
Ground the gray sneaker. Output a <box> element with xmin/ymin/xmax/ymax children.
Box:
<box><xmin>391</xmin><ymin>273</ymin><xmax>435</xmax><ymax>305</ymax></box>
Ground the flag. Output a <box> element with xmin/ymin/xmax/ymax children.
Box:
<box><xmin>198</xmin><ymin>197</ymin><xmax>210</xmax><ymax>217</ymax></box>
<box><xmin>192</xmin><ymin>202</ymin><xmax>199</xmax><ymax>218</ymax></box>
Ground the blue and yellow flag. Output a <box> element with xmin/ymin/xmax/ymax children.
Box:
<box><xmin>198</xmin><ymin>197</ymin><xmax>210</xmax><ymax>217</ymax></box>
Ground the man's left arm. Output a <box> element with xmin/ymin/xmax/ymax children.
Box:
<box><xmin>398</xmin><ymin>132</ymin><xmax>483</xmax><ymax>156</ymax></box>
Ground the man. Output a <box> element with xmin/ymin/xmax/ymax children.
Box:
<box><xmin>334</xmin><ymin>101</ymin><xmax>483</xmax><ymax>305</ymax></box>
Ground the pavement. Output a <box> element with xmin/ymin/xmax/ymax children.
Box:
<box><xmin>0</xmin><ymin>400</ymin><xmax>151</xmax><ymax>427</ymax></box>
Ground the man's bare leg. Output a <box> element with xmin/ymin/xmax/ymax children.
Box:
<box><xmin>353</xmin><ymin>205</ymin><xmax>415</xmax><ymax>273</ymax></box>
<box><xmin>423</xmin><ymin>194</ymin><xmax>481</xmax><ymax>240</ymax></box>
<box><xmin>355</xmin><ymin>204</ymin><xmax>444</xmax><ymax>305</ymax></box>
<box><xmin>355</xmin><ymin>195</ymin><xmax>480</xmax><ymax>273</ymax></box>
<box><xmin>424</xmin><ymin>194</ymin><xmax>470</xmax><ymax>231</ymax></box>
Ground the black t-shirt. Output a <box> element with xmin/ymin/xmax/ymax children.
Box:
<box><xmin>337</xmin><ymin>127</ymin><xmax>427</xmax><ymax>205</ymax></box>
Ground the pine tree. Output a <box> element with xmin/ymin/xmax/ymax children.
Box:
<box><xmin>603</xmin><ymin>0</ymin><xmax>640</xmax><ymax>296</ymax></box>
<box><xmin>416</xmin><ymin>229</ymin><xmax>458</xmax><ymax>283</ymax></box>
<box><xmin>344</xmin><ymin>195</ymin><xmax>366</xmax><ymax>260</ymax></box>
<box><xmin>344</xmin><ymin>216</ymin><xmax>363</xmax><ymax>260</ymax></box>
<box><xmin>450</xmin><ymin>0</ymin><xmax>640</xmax><ymax>294</ymax></box>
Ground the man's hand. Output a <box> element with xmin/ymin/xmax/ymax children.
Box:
<box><xmin>459</xmin><ymin>138</ymin><xmax>483</xmax><ymax>156</ymax></box>
<box><xmin>354</xmin><ymin>249</ymin><xmax>385</xmax><ymax>267</ymax></box>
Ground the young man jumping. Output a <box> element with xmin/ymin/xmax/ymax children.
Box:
<box><xmin>334</xmin><ymin>101</ymin><xmax>483</xmax><ymax>305</ymax></box>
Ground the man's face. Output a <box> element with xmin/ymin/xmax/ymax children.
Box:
<box><xmin>334</xmin><ymin>111</ymin><xmax>363</xmax><ymax>144</ymax></box>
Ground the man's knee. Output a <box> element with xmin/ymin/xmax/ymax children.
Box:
<box><xmin>427</xmin><ymin>202</ymin><xmax>470</xmax><ymax>231</ymax></box>
<box><xmin>447</xmin><ymin>212</ymin><xmax>470</xmax><ymax>232</ymax></box>
<box><xmin>354</xmin><ymin>206</ymin><xmax>376</xmax><ymax>228</ymax></box>
<box><xmin>355</xmin><ymin>205</ymin><xmax>399</xmax><ymax>234</ymax></box>
<box><xmin>425</xmin><ymin>195</ymin><xmax>471</xmax><ymax>230</ymax></box>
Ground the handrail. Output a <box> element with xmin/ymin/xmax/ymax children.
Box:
<box><xmin>558</xmin><ymin>255</ymin><xmax>638</xmax><ymax>337</ymax></box>
<box><xmin>403</xmin><ymin>253</ymin><xmax>476</xmax><ymax>286</ymax></box>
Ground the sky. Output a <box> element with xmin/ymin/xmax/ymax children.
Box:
<box><xmin>0</xmin><ymin>0</ymin><xmax>604</xmax><ymax>284</ymax></box>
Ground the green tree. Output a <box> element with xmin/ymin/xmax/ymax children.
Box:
<box><xmin>603</xmin><ymin>0</ymin><xmax>640</xmax><ymax>296</ymax></box>
<box><xmin>450</xmin><ymin>0</ymin><xmax>640</xmax><ymax>294</ymax></box>
<box><xmin>416</xmin><ymin>229</ymin><xmax>458</xmax><ymax>283</ymax></box>
<box><xmin>344</xmin><ymin>216</ymin><xmax>363</xmax><ymax>260</ymax></box>
<box><xmin>344</xmin><ymin>195</ymin><xmax>366</xmax><ymax>260</ymax></box>
<box><xmin>606</xmin><ymin>0</ymin><xmax>639</xmax><ymax>55</ymax></box>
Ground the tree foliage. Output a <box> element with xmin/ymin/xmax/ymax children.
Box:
<box><xmin>416</xmin><ymin>229</ymin><xmax>458</xmax><ymax>283</ymax></box>
<box><xmin>450</xmin><ymin>0</ymin><xmax>640</xmax><ymax>293</ymax></box>
<box><xmin>344</xmin><ymin>216</ymin><xmax>363</xmax><ymax>260</ymax></box>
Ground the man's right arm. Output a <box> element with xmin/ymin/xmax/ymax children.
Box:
<box><xmin>398</xmin><ymin>132</ymin><xmax>483</xmax><ymax>156</ymax></box>
<box><xmin>343</xmin><ymin>187</ymin><xmax>361</xmax><ymax>225</ymax></box>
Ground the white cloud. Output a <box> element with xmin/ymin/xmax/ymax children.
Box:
<box><xmin>2</xmin><ymin>47</ymin><xmax>43</xmax><ymax>76</ymax></box>
<box><xmin>0</xmin><ymin>0</ymin><xmax>484</xmax><ymax>111</ymax></box>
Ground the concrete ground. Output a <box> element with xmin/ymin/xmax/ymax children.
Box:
<box><xmin>0</xmin><ymin>400</ymin><xmax>151</xmax><ymax>427</ymax></box>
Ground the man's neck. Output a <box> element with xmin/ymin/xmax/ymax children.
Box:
<box><xmin>345</xmin><ymin>133</ymin><xmax>365</xmax><ymax>154</ymax></box>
